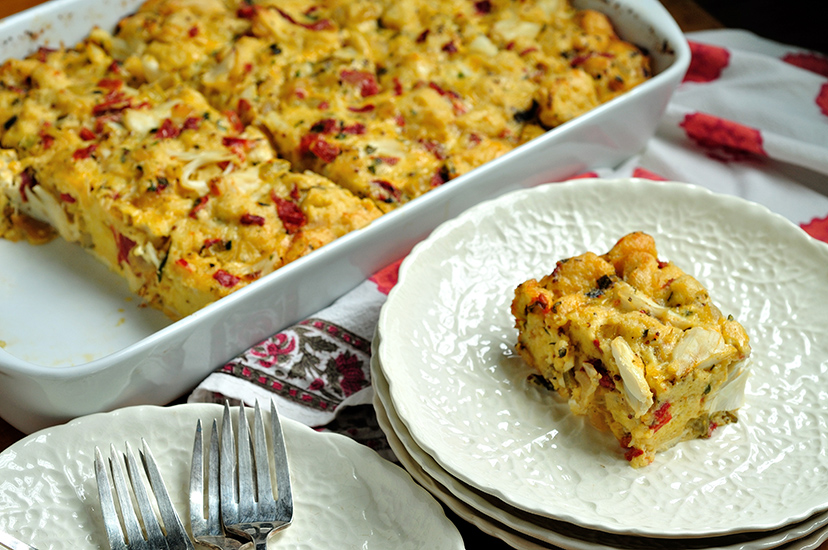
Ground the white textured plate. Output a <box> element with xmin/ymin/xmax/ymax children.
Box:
<box><xmin>372</xmin><ymin>333</ymin><xmax>828</xmax><ymax>550</ymax></box>
<box><xmin>0</xmin><ymin>403</ymin><xmax>464</xmax><ymax>550</ymax></box>
<box><xmin>0</xmin><ymin>0</ymin><xmax>690</xmax><ymax>435</ymax></box>
<box><xmin>377</xmin><ymin>178</ymin><xmax>828</xmax><ymax>538</ymax></box>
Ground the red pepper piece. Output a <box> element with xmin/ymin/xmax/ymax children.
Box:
<box><xmin>570</xmin><ymin>52</ymin><xmax>615</xmax><ymax>67</ymax></box>
<box><xmin>189</xmin><ymin>196</ymin><xmax>209</xmax><ymax>218</ymax></box>
<box><xmin>40</xmin><ymin>127</ymin><xmax>55</xmax><ymax>150</ymax></box>
<box><xmin>240</xmin><ymin>213</ymin><xmax>266</xmax><ymax>226</ymax></box>
<box><xmin>474</xmin><ymin>1</ymin><xmax>492</xmax><ymax>14</ymax></box>
<box><xmin>93</xmin><ymin>91</ymin><xmax>131</xmax><ymax>116</ymax></box>
<box><xmin>18</xmin><ymin>169</ymin><xmax>36</xmax><ymax>202</ymax></box>
<box><xmin>374</xmin><ymin>156</ymin><xmax>399</xmax><ymax>165</ymax></box>
<box><xmin>275</xmin><ymin>7</ymin><xmax>333</xmax><ymax>30</ymax></box>
<box><xmin>236</xmin><ymin>5</ymin><xmax>258</xmax><ymax>19</ymax></box>
<box><xmin>310</xmin><ymin>118</ymin><xmax>338</xmax><ymax>134</ymax></box>
<box><xmin>342</xmin><ymin>122</ymin><xmax>366</xmax><ymax>135</ymax></box>
<box><xmin>347</xmin><ymin>104</ymin><xmax>375</xmax><ymax>113</ymax></box>
<box><xmin>222</xmin><ymin>136</ymin><xmax>254</xmax><ymax>149</ymax></box>
<box><xmin>73</xmin><ymin>144</ymin><xmax>97</xmax><ymax>160</ymax></box>
<box><xmin>156</xmin><ymin>118</ymin><xmax>180</xmax><ymax>140</ymax></box>
<box><xmin>430</xmin><ymin>168</ymin><xmax>448</xmax><ymax>187</ymax></box>
<box><xmin>299</xmin><ymin>134</ymin><xmax>339</xmax><ymax>162</ymax></box>
<box><xmin>372</xmin><ymin>179</ymin><xmax>401</xmax><ymax>201</ymax></box>
<box><xmin>272</xmin><ymin>195</ymin><xmax>306</xmax><ymax>234</ymax></box>
<box><xmin>624</xmin><ymin>447</ymin><xmax>644</xmax><ymax>461</ymax></box>
<box><xmin>421</xmin><ymin>140</ymin><xmax>446</xmax><ymax>160</ymax></box>
<box><xmin>35</xmin><ymin>47</ymin><xmax>56</xmax><ymax>62</ymax></box>
<box><xmin>112</xmin><ymin>228</ymin><xmax>136</xmax><ymax>265</ymax></box>
<box><xmin>96</xmin><ymin>78</ymin><xmax>123</xmax><ymax>91</ymax></box>
<box><xmin>182</xmin><ymin>117</ymin><xmax>200</xmax><ymax>131</ymax></box>
<box><xmin>651</xmin><ymin>402</ymin><xmax>672</xmax><ymax>432</ymax></box>
<box><xmin>340</xmin><ymin>70</ymin><xmax>380</xmax><ymax>97</ymax></box>
<box><xmin>223</xmin><ymin>109</ymin><xmax>244</xmax><ymax>133</ymax></box>
<box><xmin>237</xmin><ymin>98</ymin><xmax>253</xmax><ymax>124</ymax></box>
<box><xmin>213</xmin><ymin>269</ymin><xmax>240</xmax><ymax>288</ymax></box>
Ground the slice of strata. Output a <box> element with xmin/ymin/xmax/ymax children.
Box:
<box><xmin>0</xmin><ymin>74</ymin><xmax>381</xmax><ymax>319</ymax></box>
<box><xmin>511</xmin><ymin>232</ymin><xmax>751</xmax><ymax>467</ymax></box>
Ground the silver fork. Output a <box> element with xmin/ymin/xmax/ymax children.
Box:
<box><xmin>220</xmin><ymin>400</ymin><xmax>293</xmax><ymax>550</ymax></box>
<box><xmin>95</xmin><ymin>440</ymin><xmax>195</xmax><ymax>550</ymax></box>
<box><xmin>190</xmin><ymin>418</ymin><xmax>242</xmax><ymax>550</ymax></box>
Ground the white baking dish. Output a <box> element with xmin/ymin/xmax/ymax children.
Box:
<box><xmin>0</xmin><ymin>0</ymin><xmax>690</xmax><ymax>433</ymax></box>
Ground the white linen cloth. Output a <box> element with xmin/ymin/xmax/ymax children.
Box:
<box><xmin>188</xmin><ymin>30</ymin><xmax>828</xmax><ymax>457</ymax></box>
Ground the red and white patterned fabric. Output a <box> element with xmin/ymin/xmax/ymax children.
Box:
<box><xmin>188</xmin><ymin>30</ymin><xmax>828</xmax><ymax>456</ymax></box>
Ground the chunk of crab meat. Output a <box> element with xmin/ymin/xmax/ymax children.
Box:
<box><xmin>670</xmin><ymin>327</ymin><xmax>732</xmax><ymax>377</ymax></box>
<box><xmin>706</xmin><ymin>358</ymin><xmax>750</xmax><ymax>413</ymax></box>
<box><xmin>615</xmin><ymin>282</ymin><xmax>693</xmax><ymax>329</ymax></box>
<box><xmin>610</xmin><ymin>337</ymin><xmax>653</xmax><ymax>417</ymax></box>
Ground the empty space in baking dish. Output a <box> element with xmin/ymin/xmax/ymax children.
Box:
<box><xmin>0</xmin><ymin>238</ymin><xmax>171</xmax><ymax>367</ymax></box>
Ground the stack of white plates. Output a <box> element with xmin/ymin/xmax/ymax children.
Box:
<box><xmin>371</xmin><ymin>178</ymin><xmax>828</xmax><ymax>550</ymax></box>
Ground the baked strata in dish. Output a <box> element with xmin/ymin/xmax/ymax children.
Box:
<box><xmin>0</xmin><ymin>0</ymin><xmax>652</xmax><ymax>318</ymax></box>
<box><xmin>511</xmin><ymin>232</ymin><xmax>751</xmax><ymax>467</ymax></box>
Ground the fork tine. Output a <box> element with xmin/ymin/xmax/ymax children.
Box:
<box><xmin>218</xmin><ymin>401</ymin><xmax>294</xmax><ymax>546</ymax></box>
<box><xmin>94</xmin><ymin>447</ymin><xmax>128</xmax><ymax>550</ymax></box>
<box><xmin>220</xmin><ymin>401</ymin><xmax>238</xmax><ymax>523</ymax></box>
<box><xmin>207</xmin><ymin>420</ymin><xmax>221</xmax><ymax>533</ymax></box>
<box><xmin>121</xmin><ymin>442</ymin><xmax>161</xmax><ymax>550</ymax></box>
<box><xmin>189</xmin><ymin>420</ymin><xmax>206</xmax><ymax>536</ymax></box>
<box><xmin>269</xmin><ymin>400</ymin><xmax>293</xmax><ymax>523</ymax></box>
<box><xmin>236</xmin><ymin>402</ymin><xmax>255</xmax><ymax>519</ymax></box>
<box><xmin>140</xmin><ymin>439</ymin><xmax>195</xmax><ymax>550</ymax></box>
<box><xmin>252</xmin><ymin>402</ymin><xmax>275</xmax><ymax>517</ymax></box>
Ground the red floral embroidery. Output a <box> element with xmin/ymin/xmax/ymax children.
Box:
<box><xmin>817</xmin><ymin>83</ymin><xmax>828</xmax><ymax>117</ymax></box>
<box><xmin>680</xmin><ymin>112</ymin><xmax>767</xmax><ymax>161</ymax></box>
<box><xmin>782</xmin><ymin>52</ymin><xmax>828</xmax><ymax>78</ymax></box>
<box><xmin>369</xmin><ymin>258</ymin><xmax>403</xmax><ymax>295</ymax></box>
<box><xmin>801</xmin><ymin>215</ymin><xmax>828</xmax><ymax>244</ymax></box>
<box><xmin>335</xmin><ymin>352</ymin><xmax>367</xmax><ymax>397</ymax></box>
<box><xmin>563</xmin><ymin>171</ymin><xmax>599</xmax><ymax>180</ymax></box>
<box><xmin>632</xmin><ymin>167</ymin><xmax>668</xmax><ymax>181</ymax></box>
<box><xmin>683</xmin><ymin>41</ymin><xmax>730</xmax><ymax>83</ymax></box>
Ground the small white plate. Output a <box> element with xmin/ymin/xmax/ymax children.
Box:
<box><xmin>0</xmin><ymin>403</ymin><xmax>464</xmax><ymax>550</ymax></box>
<box><xmin>377</xmin><ymin>178</ymin><xmax>828</xmax><ymax>538</ymax></box>
<box><xmin>372</xmin><ymin>332</ymin><xmax>828</xmax><ymax>550</ymax></box>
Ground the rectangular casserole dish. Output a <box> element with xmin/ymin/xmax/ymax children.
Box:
<box><xmin>0</xmin><ymin>0</ymin><xmax>690</xmax><ymax>433</ymax></box>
